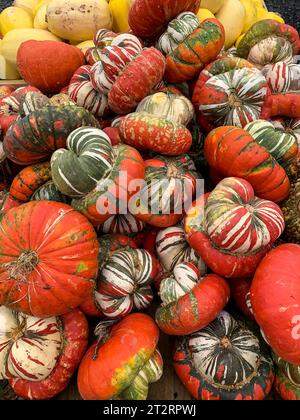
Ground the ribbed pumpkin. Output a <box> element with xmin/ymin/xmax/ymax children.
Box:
<box><xmin>9</xmin><ymin>162</ymin><xmax>51</xmax><ymax>202</ymax></box>
<box><xmin>156</xmin><ymin>263</ymin><xmax>229</xmax><ymax>336</ymax></box>
<box><xmin>0</xmin><ymin>86</ymin><xmax>40</xmax><ymax>137</ymax></box>
<box><xmin>192</xmin><ymin>67</ymin><xmax>270</xmax><ymax>130</ymax></box>
<box><xmin>184</xmin><ymin>178</ymin><xmax>285</xmax><ymax>278</ymax></box>
<box><xmin>78</xmin><ymin>314</ymin><xmax>163</xmax><ymax>400</ymax></box>
<box><xmin>96</xmin><ymin>248</ymin><xmax>158</xmax><ymax>318</ymax></box>
<box><xmin>262</xmin><ymin>62</ymin><xmax>300</xmax><ymax>118</ymax></box>
<box><xmin>156</xmin><ymin>12</ymin><xmax>199</xmax><ymax>55</ymax></box>
<box><xmin>3</xmin><ymin>106</ymin><xmax>99</xmax><ymax>165</ymax></box>
<box><xmin>281</xmin><ymin>180</ymin><xmax>300</xmax><ymax>243</ymax></box>
<box><xmin>251</xmin><ymin>244</ymin><xmax>300</xmax><ymax>364</ymax></box>
<box><xmin>156</xmin><ymin>225</ymin><xmax>206</xmax><ymax>274</ymax></box>
<box><xmin>118</xmin><ymin>112</ymin><xmax>192</xmax><ymax>156</ymax></box>
<box><xmin>128</xmin><ymin>0</ymin><xmax>200</xmax><ymax>39</ymax></box>
<box><xmin>237</xmin><ymin>20</ymin><xmax>300</xmax><ymax>68</ymax></box>
<box><xmin>136</xmin><ymin>91</ymin><xmax>194</xmax><ymax>126</ymax></box>
<box><xmin>272</xmin><ymin>117</ymin><xmax>300</xmax><ymax>154</ymax></box>
<box><xmin>0</xmin><ymin>201</ymin><xmax>98</xmax><ymax>317</ymax></box>
<box><xmin>90</xmin><ymin>33</ymin><xmax>143</xmax><ymax>94</ymax></box>
<box><xmin>68</xmin><ymin>65</ymin><xmax>109</xmax><ymax>117</ymax></box>
<box><xmin>204</xmin><ymin>126</ymin><xmax>290</xmax><ymax>203</ymax></box>
<box><xmin>0</xmin><ymin>306</ymin><xmax>88</xmax><ymax>400</ymax></box>
<box><xmin>80</xmin><ymin>234</ymin><xmax>137</xmax><ymax>317</ymax></box>
<box><xmin>164</xmin><ymin>19</ymin><xmax>225</xmax><ymax>84</ymax></box>
<box><xmin>85</xmin><ymin>29</ymin><xmax>117</xmax><ymax>65</ymax></box>
<box><xmin>174</xmin><ymin>311</ymin><xmax>274</xmax><ymax>400</ymax></box>
<box><xmin>30</xmin><ymin>181</ymin><xmax>69</xmax><ymax>203</ymax></box>
<box><xmin>134</xmin><ymin>155</ymin><xmax>199</xmax><ymax>227</ymax></box>
<box><xmin>107</xmin><ymin>47</ymin><xmax>166</xmax><ymax>115</ymax></box>
<box><xmin>51</xmin><ymin>127</ymin><xmax>113</xmax><ymax>198</ymax></box>
<box><xmin>97</xmin><ymin>213</ymin><xmax>145</xmax><ymax>236</ymax></box>
<box><xmin>16</xmin><ymin>40</ymin><xmax>85</xmax><ymax>94</ymax></box>
<box><xmin>70</xmin><ymin>141</ymin><xmax>145</xmax><ymax>226</ymax></box>
<box><xmin>18</xmin><ymin>92</ymin><xmax>75</xmax><ymax>118</ymax></box>
<box><xmin>244</xmin><ymin>120</ymin><xmax>298</xmax><ymax>169</ymax></box>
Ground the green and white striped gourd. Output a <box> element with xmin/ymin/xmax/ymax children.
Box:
<box><xmin>245</xmin><ymin>120</ymin><xmax>298</xmax><ymax>168</ymax></box>
<box><xmin>273</xmin><ymin>352</ymin><xmax>300</xmax><ymax>386</ymax></box>
<box><xmin>159</xmin><ymin>262</ymin><xmax>200</xmax><ymax>305</ymax></box>
<box><xmin>156</xmin><ymin>12</ymin><xmax>199</xmax><ymax>55</ymax></box>
<box><xmin>30</xmin><ymin>181</ymin><xmax>69</xmax><ymax>203</ymax></box>
<box><xmin>136</xmin><ymin>91</ymin><xmax>194</xmax><ymax>126</ymax></box>
<box><xmin>51</xmin><ymin>126</ymin><xmax>113</xmax><ymax>198</ymax></box>
<box><xmin>96</xmin><ymin>249</ymin><xmax>156</xmax><ymax>318</ymax></box>
<box><xmin>119</xmin><ymin>350</ymin><xmax>163</xmax><ymax>400</ymax></box>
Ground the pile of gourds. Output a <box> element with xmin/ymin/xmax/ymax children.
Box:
<box><xmin>0</xmin><ymin>0</ymin><xmax>300</xmax><ymax>401</ymax></box>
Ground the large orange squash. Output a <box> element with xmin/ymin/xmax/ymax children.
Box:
<box><xmin>204</xmin><ymin>126</ymin><xmax>290</xmax><ymax>203</ymax></box>
<box><xmin>77</xmin><ymin>313</ymin><xmax>162</xmax><ymax>400</ymax></box>
<box><xmin>0</xmin><ymin>201</ymin><xmax>98</xmax><ymax>317</ymax></box>
<box><xmin>128</xmin><ymin>0</ymin><xmax>201</xmax><ymax>39</ymax></box>
<box><xmin>16</xmin><ymin>41</ymin><xmax>85</xmax><ymax>94</ymax></box>
<box><xmin>251</xmin><ymin>244</ymin><xmax>300</xmax><ymax>365</ymax></box>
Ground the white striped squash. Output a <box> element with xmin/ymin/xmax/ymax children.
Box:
<box><xmin>247</xmin><ymin>37</ymin><xmax>294</xmax><ymax>68</ymax></box>
<box><xmin>156</xmin><ymin>226</ymin><xmax>206</xmax><ymax>273</ymax></box>
<box><xmin>96</xmin><ymin>249</ymin><xmax>155</xmax><ymax>318</ymax></box>
<box><xmin>97</xmin><ymin>213</ymin><xmax>145</xmax><ymax>235</ymax></box>
<box><xmin>262</xmin><ymin>62</ymin><xmax>300</xmax><ymax>93</ymax></box>
<box><xmin>68</xmin><ymin>65</ymin><xmax>109</xmax><ymax>117</ymax></box>
<box><xmin>159</xmin><ymin>262</ymin><xmax>200</xmax><ymax>305</ymax></box>
<box><xmin>205</xmin><ymin>177</ymin><xmax>285</xmax><ymax>254</ymax></box>
<box><xmin>136</xmin><ymin>91</ymin><xmax>195</xmax><ymax>126</ymax></box>
<box><xmin>198</xmin><ymin>67</ymin><xmax>268</xmax><ymax>128</ymax></box>
<box><xmin>272</xmin><ymin>117</ymin><xmax>300</xmax><ymax>152</ymax></box>
<box><xmin>0</xmin><ymin>306</ymin><xmax>61</xmax><ymax>382</ymax></box>
<box><xmin>245</xmin><ymin>119</ymin><xmax>298</xmax><ymax>168</ymax></box>
<box><xmin>51</xmin><ymin>127</ymin><xmax>113</xmax><ymax>198</ymax></box>
<box><xmin>90</xmin><ymin>33</ymin><xmax>143</xmax><ymax>94</ymax></box>
<box><xmin>156</xmin><ymin>12</ymin><xmax>199</xmax><ymax>55</ymax></box>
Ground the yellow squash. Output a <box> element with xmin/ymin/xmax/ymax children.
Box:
<box><xmin>13</xmin><ymin>0</ymin><xmax>40</xmax><ymax>16</ymax></box>
<box><xmin>1</xmin><ymin>28</ymin><xmax>60</xmax><ymax>64</ymax></box>
<box><xmin>0</xmin><ymin>55</ymin><xmax>20</xmax><ymax>79</ymax></box>
<box><xmin>109</xmin><ymin>0</ymin><xmax>130</xmax><ymax>33</ymax></box>
<box><xmin>216</xmin><ymin>0</ymin><xmax>246</xmax><ymax>49</ymax></box>
<box><xmin>197</xmin><ymin>8</ymin><xmax>215</xmax><ymax>22</ymax></box>
<box><xmin>0</xmin><ymin>7</ymin><xmax>33</xmax><ymax>36</ymax></box>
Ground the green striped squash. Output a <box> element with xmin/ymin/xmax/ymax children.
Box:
<box><xmin>30</xmin><ymin>181</ymin><xmax>69</xmax><ymax>203</ymax></box>
<box><xmin>245</xmin><ymin>120</ymin><xmax>298</xmax><ymax>168</ymax></box>
<box><xmin>51</xmin><ymin>127</ymin><xmax>113</xmax><ymax>198</ymax></box>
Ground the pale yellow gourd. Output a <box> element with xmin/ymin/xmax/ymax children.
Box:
<box><xmin>1</xmin><ymin>28</ymin><xmax>60</xmax><ymax>64</ymax></box>
<box><xmin>216</xmin><ymin>0</ymin><xmax>246</xmax><ymax>49</ymax></box>
<box><xmin>197</xmin><ymin>8</ymin><xmax>215</xmax><ymax>23</ymax></box>
<box><xmin>46</xmin><ymin>0</ymin><xmax>113</xmax><ymax>42</ymax></box>
<box><xmin>13</xmin><ymin>0</ymin><xmax>40</xmax><ymax>16</ymax></box>
<box><xmin>0</xmin><ymin>55</ymin><xmax>20</xmax><ymax>79</ymax></box>
<box><xmin>76</xmin><ymin>40</ymin><xmax>95</xmax><ymax>54</ymax></box>
<box><xmin>33</xmin><ymin>2</ymin><xmax>49</xmax><ymax>29</ymax></box>
<box><xmin>200</xmin><ymin>0</ymin><xmax>225</xmax><ymax>14</ymax></box>
<box><xmin>0</xmin><ymin>7</ymin><xmax>33</xmax><ymax>35</ymax></box>
<box><xmin>240</xmin><ymin>0</ymin><xmax>257</xmax><ymax>33</ymax></box>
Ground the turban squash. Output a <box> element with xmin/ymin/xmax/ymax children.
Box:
<box><xmin>80</xmin><ymin>234</ymin><xmax>137</xmax><ymax>317</ymax></box>
<box><xmin>128</xmin><ymin>0</ymin><xmax>200</xmax><ymax>39</ymax></box>
<box><xmin>184</xmin><ymin>178</ymin><xmax>285</xmax><ymax>278</ymax></box>
<box><xmin>273</xmin><ymin>352</ymin><xmax>300</xmax><ymax>400</ymax></box>
<box><xmin>204</xmin><ymin>126</ymin><xmax>290</xmax><ymax>203</ymax></box>
<box><xmin>237</xmin><ymin>19</ymin><xmax>300</xmax><ymax>68</ymax></box>
<box><xmin>134</xmin><ymin>154</ymin><xmax>199</xmax><ymax>227</ymax></box>
<box><xmin>192</xmin><ymin>57</ymin><xmax>271</xmax><ymax>131</ymax></box>
<box><xmin>0</xmin><ymin>201</ymin><xmax>98</xmax><ymax>318</ymax></box>
<box><xmin>174</xmin><ymin>311</ymin><xmax>274</xmax><ymax>400</ymax></box>
<box><xmin>155</xmin><ymin>262</ymin><xmax>229</xmax><ymax>335</ymax></box>
<box><xmin>164</xmin><ymin>19</ymin><xmax>225</xmax><ymax>84</ymax></box>
<box><xmin>250</xmin><ymin>244</ymin><xmax>300</xmax><ymax>365</ymax></box>
<box><xmin>78</xmin><ymin>314</ymin><xmax>163</xmax><ymax>400</ymax></box>
<box><xmin>118</xmin><ymin>112</ymin><xmax>192</xmax><ymax>156</ymax></box>
<box><xmin>0</xmin><ymin>306</ymin><xmax>88</xmax><ymax>400</ymax></box>
<box><xmin>3</xmin><ymin>105</ymin><xmax>99</xmax><ymax>165</ymax></box>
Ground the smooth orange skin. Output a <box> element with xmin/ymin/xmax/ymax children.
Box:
<box><xmin>77</xmin><ymin>313</ymin><xmax>159</xmax><ymax>400</ymax></box>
